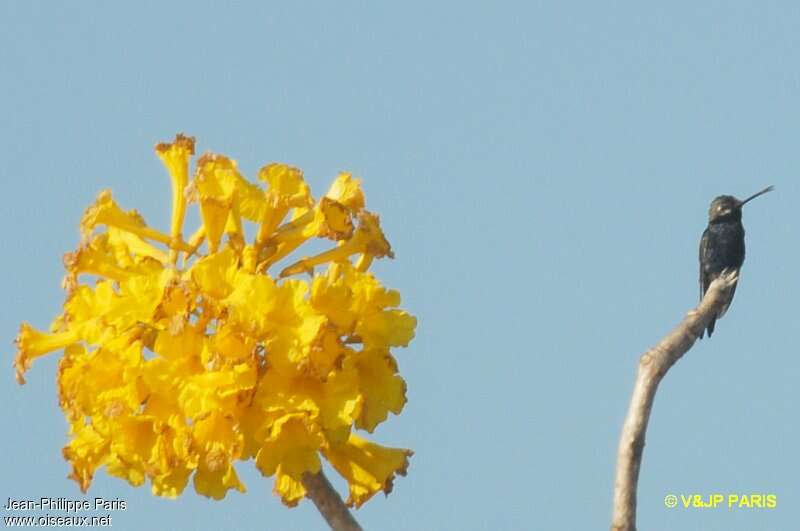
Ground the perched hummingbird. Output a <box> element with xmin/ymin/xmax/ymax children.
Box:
<box><xmin>698</xmin><ymin>185</ymin><xmax>774</xmax><ymax>338</ymax></box>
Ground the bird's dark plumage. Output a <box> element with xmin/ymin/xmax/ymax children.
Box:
<box><xmin>698</xmin><ymin>186</ymin><xmax>773</xmax><ymax>338</ymax></box>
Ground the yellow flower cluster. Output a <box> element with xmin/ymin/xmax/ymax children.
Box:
<box><xmin>14</xmin><ymin>135</ymin><xmax>416</xmax><ymax>507</ymax></box>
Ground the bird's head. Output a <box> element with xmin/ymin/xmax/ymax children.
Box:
<box><xmin>708</xmin><ymin>185</ymin><xmax>774</xmax><ymax>223</ymax></box>
<box><xmin>708</xmin><ymin>195</ymin><xmax>742</xmax><ymax>223</ymax></box>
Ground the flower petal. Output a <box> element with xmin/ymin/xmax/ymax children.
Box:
<box><xmin>14</xmin><ymin>323</ymin><xmax>79</xmax><ymax>384</ymax></box>
<box><xmin>350</xmin><ymin>348</ymin><xmax>406</xmax><ymax>432</ymax></box>
<box><xmin>324</xmin><ymin>433</ymin><xmax>412</xmax><ymax>508</ymax></box>
<box><xmin>155</xmin><ymin>133</ymin><xmax>195</xmax><ymax>262</ymax></box>
<box><xmin>325</xmin><ymin>172</ymin><xmax>365</xmax><ymax>212</ymax></box>
<box><xmin>255</xmin><ymin>413</ymin><xmax>322</xmax><ymax>507</ymax></box>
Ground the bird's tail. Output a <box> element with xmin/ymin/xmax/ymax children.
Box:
<box><xmin>700</xmin><ymin>277</ymin><xmax>735</xmax><ymax>339</ymax></box>
<box><xmin>706</xmin><ymin>317</ymin><xmax>716</xmax><ymax>338</ymax></box>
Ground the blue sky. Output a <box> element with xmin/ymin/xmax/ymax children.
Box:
<box><xmin>1</xmin><ymin>2</ymin><xmax>798</xmax><ymax>530</ymax></box>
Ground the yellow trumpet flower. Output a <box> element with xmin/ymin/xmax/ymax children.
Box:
<box><xmin>14</xmin><ymin>134</ymin><xmax>416</xmax><ymax>508</ymax></box>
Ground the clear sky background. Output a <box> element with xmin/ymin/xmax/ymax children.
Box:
<box><xmin>1</xmin><ymin>2</ymin><xmax>798</xmax><ymax>530</ymax></box>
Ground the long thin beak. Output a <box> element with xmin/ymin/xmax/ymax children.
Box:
<box><xmin>740</xmin><ymin>185</ymin><xmax>775</xmax><ymax>206</ymax></box>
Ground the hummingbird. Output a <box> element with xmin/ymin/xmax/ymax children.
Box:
<box><xmin>698</xmin><ymin>185</ymin><xmax>774</xmax><ymax>338</ymax></box>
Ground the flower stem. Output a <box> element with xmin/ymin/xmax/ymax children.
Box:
<box><xmin>302</xmin><ymin>470</ymin><xmax>363</xmax><ymax>531</ymax></box>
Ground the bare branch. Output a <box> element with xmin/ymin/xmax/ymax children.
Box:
<box><xmin>610</xmin><ymin>270</ymin><xmax>739</xmax><ymax>531</ymax></box>
<box><xmin>302</xmin><ymin>470</ymin><xmax>364</xmax><ymax>531</ymax></box>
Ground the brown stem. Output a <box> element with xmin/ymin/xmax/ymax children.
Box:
<box><xmin>302</xmin><ymin>470</ymin><xmax>363</xmax><ymax>531</ymax></box>
<box><xmin>610</xmin><ymin>270</ymin><xmax>739</xmax><ymax>531</ymax></box>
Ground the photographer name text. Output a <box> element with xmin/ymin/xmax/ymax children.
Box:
<box><xmin>4</xmin><ymin>497</ymin><xmax>126</xmax><ymax>512</ymax></box>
